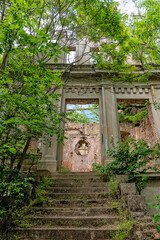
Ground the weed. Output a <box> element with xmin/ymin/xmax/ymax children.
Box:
<box><xmin>112</xmin><ymin>217</ymin><xmax>133</xmax><ymax>240</ymax></box>
<box><xmin>68</xmin><ymin>196</ymin><xmax>77</xmax><ymax>200</ymax></box>
<box><xmin>77</xmin><ymin>221</ymin><xmax>83</xmax><ymax>227</ymax></box>
<box><xmin>9</xmin><ymin>206</ymin><xmax>31</xmax><ymax>229</ymax></box>
<box><xmin>61</xmin><ymin>166</ymin><xmax>71</xmax><ymax>173</ymax></box>
<box><xmin>29</xmin><ymin>177</ymin><xmax>52</xmax><ymax>207</ymax></box>
<box><xmin>147</xmin><ymin>195</ymin><xmax>160</xmax><ymax>233</ymax></box>
<box><xmin>108</xmin><ymin>175</ymin><xmax>119</xmax><ymax>197</ymax></box>
<box><xmin>74</xmin><ymin>179</ymin><xmax>82</xmax><ymax>183</ymax></box>
<box><xmin>57</xmin><ymin>220</ymin><xmax>64</xmax><ymax>226</ymax></box>
<box><xmin>86</xmin><ymin>204</ymin><xmax>92</xmax><ymax>207</ymax></box>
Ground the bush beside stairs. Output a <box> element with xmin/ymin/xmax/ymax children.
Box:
<box><xmin>11</xmin><ymin>172</ymin><xmax>160</xmax><ymax>240</ymax></box>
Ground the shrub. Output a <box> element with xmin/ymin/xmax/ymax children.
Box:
<box><xmin>94</xmin><ymin>138</ymin><xmax>160</xmax><ymax>194</ymax></box>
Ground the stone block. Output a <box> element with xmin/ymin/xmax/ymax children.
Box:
<box><xmin>119</xmin><ymin>183</ymin><xmax>136</xmax><ymax>197</ymax></box>
<box><xmin>127</xmin><ymin>195</ymin><xmax>147</xmax><ymax>212</ymax></box>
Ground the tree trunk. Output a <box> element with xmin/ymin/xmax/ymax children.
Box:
<box><xmin>17</xmin><ymin>137</ymin><xmax>31</xmax><ymax>170</ymax></box>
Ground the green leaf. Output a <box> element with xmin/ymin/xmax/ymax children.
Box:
<box><xmin>63</xmin><ymin>48</ymin><xmax>69</xmax><ymax>54</ymax></box>
<box><xmin>9</xmin><ymin>148</ymin><xmax>17</xmax><ymax>154</ymax></box>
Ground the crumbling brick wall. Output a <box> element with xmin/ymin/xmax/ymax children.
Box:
<box><xmin>63</xmin><ymin>122</ymin><xmax>101</xmax><ymax>172</ymax></box>
<box><xmin>120</xmin><ymin>104</ymin><xmax>158</xmax><ymax>146</ymax></box>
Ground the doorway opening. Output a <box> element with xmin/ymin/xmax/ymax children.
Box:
<box><xmin>62</xmin><ymin>99</ymin><xmax>102</xmax><ymax>172</ymax></box>
<box><xmin>117</xmin><ymin>99</ymin><xmax>158</xmax><ymax>146</ymax></box>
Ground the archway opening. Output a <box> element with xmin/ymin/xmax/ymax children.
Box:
<box><xmin>62</xmin><ymin>99</ymin><xmax>101</xmax><ymax>172</ymax></box>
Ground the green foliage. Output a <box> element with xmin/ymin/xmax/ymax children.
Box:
<box><xmin>77</xmin><ymin>221</ymin><xmax>83</xmax><ymax>227</ymax></box>
<box><xmin>110</xmin><ymin>197</ymin><xmax>134</xmax><ymax>240</ymax></box>
<box><xmin>107</xmin><ymin>138</ymin><xmax>160</xmax><ymax>194</ymax></box>
<box><xmin>153</xmin><ymin>102</ymin><xmax>160</xmax><ymax>110</ymax></box>
<box><xmin>92</xmin><ymin>163</ymin><xmax>113</xmax><ymax>182</ymax></box>
<box><xmin>147</xmin><ymin>195</ymin><xmax>160</xmax><ymax>233</ymax></box>
<box><xmin>9</xmin><ymin>206</ymin><xmax>31</xmax><ymax>229</ymax></box>
<box><xmin>0</xmin><ymin>168</ymin><xmax>34</xmax><ymax>239</ymax></box>
<box><xmin>112</xmin><ymin>216</ymin><xmax>133</xmax><ymax>240</ymax></box>
<box><xmin>94</xmin><ymin>138</ymin><xmax>160</xmax><ymax>194</ymax></box>
<box><xmin>66</xmin><ymin>111</ymin><xmax>91</xmax><ymax>123</ymax></box>
<box><xmin>0</xmin><ymin>0</ymin><xmax>125</xmax><ymax>171</ymax></box>
<box><xmin>108</xmin><ymin>175</ymin><xmax>119</xmax><ymax>198</ymax></box>
<box><xmin>29</xmin><ymin>178</ymin><xmax>52</xmax><ymax>207</ymax></box>
<box><xmin>61</xmin><ymin>166</ymin><xmax>71</xmax><ymax>173</ymax></box>
<box><xmin>66</xmin><ymin>104</ymin><xmax>99</xmax><ymax>123</ymax></box>
<box><xmin>93</xmin><ymin>0</ymin><xmax>160</xmax><ymax>82</ymax></box>
<box><xmin>0</xmin><ymin>168</ymin><xmax>34</xmax><ymax>216</ymax></box>
<box><xmin>118</xmin><ymin>104</ymin><xmax>148</xmax><ymax>124</ymax></box>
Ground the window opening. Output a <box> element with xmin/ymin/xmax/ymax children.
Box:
<box><xmin>66</xmin><ymin>103</ymin><xmax>99</xmax><ymax>123</ymax></box>
<box><xmin>66</xmin><ymin>46</ymin><xmax>76</xmax><ymax>64</ymax></box>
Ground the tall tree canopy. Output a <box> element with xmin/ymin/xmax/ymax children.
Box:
<box><xmin>0</xmin><ymin>0</ymin><xmax>126</xmax><ymax>170</ymax></box>
<box><xmin>94</xmin><ymin>0</ymin><xmax>160</xmax><ymax>81</ymax></box>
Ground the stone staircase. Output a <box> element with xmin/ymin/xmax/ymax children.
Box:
<box><xmin>12</xmin><ymin>172</ymin><xmax>127</xmax><ymax>239</ymax></box>
<box><xmin>11</xmin><ymin>172</ymin><xmax>146</xmax><ymax>240</ymax></box>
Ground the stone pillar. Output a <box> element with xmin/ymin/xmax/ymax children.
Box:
<box><xmin>102</xmin><ymin>86</ymin><xmax>120</xmax><ymax>164</ymax></box>
<box><xmin>150</xmin><ymin>86</ymin><xmax>160</xmax><ymax>167</ymax></box>
<box><xmin>37</xmin><ymin>134</ymin><xmax>58</xmax><ymax>173</ymax></box>
<box><xmin>150</xmin><ymin>86</ymin><xmax>160</xmax><ymax>143</ymax></box>
<box><xmin>37</xmin><ymin>88</ymin><xmax>63</xmax><ymax>173</ymax></box>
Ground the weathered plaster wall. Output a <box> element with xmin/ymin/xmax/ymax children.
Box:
<box><xmin>63</xmin><ymin>122</ymin><xmax>101</xmax><ymax>172</ymax></box>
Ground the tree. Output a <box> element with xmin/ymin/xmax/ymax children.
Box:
<box><xmin>93</xmin><ymin>0</ymin><xmax>160</xmax><ymax>83</ymax></box>
<box><xmin>0</xmin><ymin>0</ymin><xmax>126</xmax><ymax>170</ymax></box>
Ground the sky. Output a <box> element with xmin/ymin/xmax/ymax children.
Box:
<box><xmin>118</xmin><ymin>0</ymin><xmax>138</xmax><ymax>15</ymax></box>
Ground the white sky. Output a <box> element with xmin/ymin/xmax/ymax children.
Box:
<box><xmin>118</xmin><ymin>0</ymin><xmax>138</xmax><ymax>15</ymax></box>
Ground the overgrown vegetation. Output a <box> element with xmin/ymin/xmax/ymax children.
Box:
<box><xmin>61</xmin><ymin>166</ymin><xmax>71</xmax><ymax>173</ymax></box>
<box><xmin>0</xmin><ymin>170</ymin><xmax>34</xmax><ymax>239</ymax></box>
<box><xmin>95</xmin><ymin>0</ymin><xmax>160</xmax><ymax>82</ymax></box>
<box><xmin>0</xmin><ymin>169</ymin><xmax>34</xmax><ymax>216</ymax></box>
<box><xmin>112</xmin><ymin>215</ymin><xmax>133</xmax><ymax>240</ymax></box>
<box><xmin>0</xmin><ymin>0</ymin><xmax>127</xmax><ymax>229</ymax></box>
<box><xmin>118</xmin><ymin>103</ymin><xmax>148</xmax><ymax>124</ymax></box>
<box><xmin>0</xmin><ymin>0</ymin><xmax>160</xmax><ymax>237</ymax></box>
<box><xmin>29</xmin><ymin>178</ymin><xmax>52</xmax><ymax>207</ymax></box>
<box><xmin>0</xmin><ymin>177</ymin><xmax>52</xmax><ymax>239</ymax></box>
<box><xmin>94</xmin><ymin>138</ymin><xmax>160</xmax><ymax>194</ymax></box>
<box><xmin>108</xmin><ymin>175</ymin><xmax>119</xmax><ymax>198</ymax></box>
<box><xmin>109</xmin><ymin>187</ymin><xmax>134</xmax><ymax>240</ymax></box>
<box><xmin>147</xmin><ymin>195</ymin><xmax>160</xmax><ymax>233</ymax></box>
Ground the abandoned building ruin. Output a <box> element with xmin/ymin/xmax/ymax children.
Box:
<box><xmin>30</xmin><ymin>36</ymin><xmax>160</xmax><ymax>174</ymax></box>
<box><xmin>11</xmin><ymin>35</ymin><xmax>160</xmax><ymax>240</ymax></box>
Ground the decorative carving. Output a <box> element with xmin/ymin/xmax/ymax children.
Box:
<box><xmin>74</xmin><ymin>139</ymin><xmax>90</xmax><ymax>156</ymax></box>
<box><xmin>65</xmin><ymin>87</ymin><xmax>101</xmax><ymax>95</ymax></box>
<box><xmin>114</xmin><ymin>87</ymin><xmax>150</xmax><ymax>95</ymax></box>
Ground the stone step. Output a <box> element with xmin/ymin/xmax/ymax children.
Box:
<box><xmin>46</xmin><ymin>186</ymin><xmax>108</xmax><ymax>193</ymax></box>
<box><xmin>49</xmin><ymin>182</ymin><xmax>108</xmax><ymax>187</ymax></box>
<box><xmin>48</xmin><ymin>178</ymin><xmax>105</xmax><ymax>185</ymax></box>
<box><xmin>137</xmin><ymin>222</ymin><xmax>156</xmax><ymax>231</ymax></box>
<box><xmin>31</xmin><ymin>207</ymin><xmax>119</xmax><ymax>216</ymax></box>
<box><xmin>46</xmin><ymin>199</ymin><xmax>119</xmax><ymax>207</ymax></box>
<box><xmin>12</xmin><ymin>227</ymin><xmax>119</xmax><ymax>240</ymax></box>
<box><xmin>135</xmin><ymin>229</ymin><xmax>160</xmax><ymax>239</ymax></box>
<box><xmin>46</xmin><ymin>192</ymin><xmax>108</xmax><ymax>200</ymax></box>
<box><xmin>27</xmin><ymin>215</ymin><xmax>121</xmax><ymax>227</ymax></box>
<box><xmin>49</xmin><ymin>175</ymin><xmax>102</xmax><ymax>181</ymax></box>
<box><xmin>50</xmin><ymin>172</ymin><xmax>99</xmax><ymax>176</ymax></box>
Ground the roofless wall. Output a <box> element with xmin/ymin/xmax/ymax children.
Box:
<box><xmin>37</xmin><ymin>64</ymin><xmax>160</xmax><ymax>173</ymax></box>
